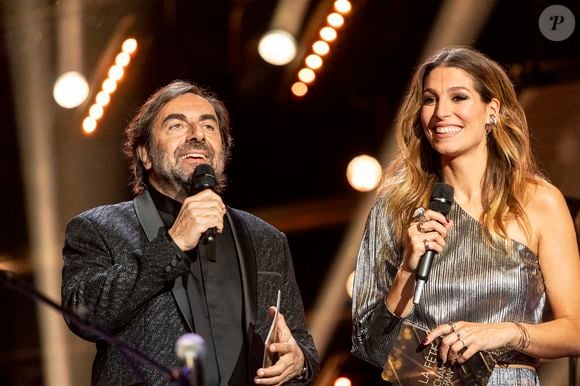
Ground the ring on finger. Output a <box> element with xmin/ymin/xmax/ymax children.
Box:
<box><xmin>448</xmin><ymin>322</ymin><xmax>457</xmax><ymax>333</ymax></box>
<box><xmin>456</xmin><ymin>332</ymin><xmax>466</xmax><ymax>349</ymax></box>
<box><xmin>412</xmin><ymin>207</ymin><xmax>426</xmax><ymax>222</ymax></box>
<box><xmin>417</xmin><ymin>221</ymin><xmax>426</xmax><ymax>232</ymax></box>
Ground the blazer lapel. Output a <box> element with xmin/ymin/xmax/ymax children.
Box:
<box><xmin>226</xmin><ymin>210</ymin><xmax>257</xmax><ymax>336</ymax></box>
<box><xmin>134</xmin><ymin>190</ymin><xmax>194</xmax><ymax>332</ymax></box>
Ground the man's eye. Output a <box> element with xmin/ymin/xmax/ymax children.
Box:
<box><xmin>203</xmin><ymin>124</ymin><xmax>216</xmax><ymax>131</ymax></box>
<box><xmin>169</xmin><ymin>123</ymin><xmax>184</xmax><ymax>130</ymax></box>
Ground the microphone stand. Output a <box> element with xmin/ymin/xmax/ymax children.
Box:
<box><xmin>0</xmin><ymin>270</ymin><xmax>191</xmax><ymax>385</ymax></box>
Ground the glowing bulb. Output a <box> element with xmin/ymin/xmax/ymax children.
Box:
<box><xmin>115</xmin><ymin>52</ymin><xmax>131</xmax><ymax>67</ymax></box>
<box><xmin>96</xmin><ymin>91</ymin><xmax>111</xmax><ymax>106</ymax></box>
<box><xmin>327</xmin><ymin>13</ymin><xmax>345</xmax><ymax>28</ymax></box>
<box><xmin>291</xmin><ymin>82</ymin><xmax>308</xmax><ymax>97</ymax></box>
<box><xmin>298</xmin><ymin>68</ymin><xmax>316</xmax><ymax>83</ymax></box>
<box><xmin>53</xmin><ymin>71</ymin><xmax>89</xmax><ymax>109</ymax></box>
<box><xmin>334</xmin><ymin>377</ymin><xmax>352</xmax><ymax>386</ymax></box>
<box><xmin>82</xmin><ymin>117</ymin><xmax>97</xmax><ymax>134</ymax></box>
<box><xmin>305</xmin><ymin>54</ymin><xmax>323</xmax><ymax>70</ymax></box>
<box><xmin>258</xmin><ymin>29</ymin><xmax>297</xmax><ymax>66</ymax></box>
<box><xmin>108</xmin><ymin>65</ymin><xmax>124</xmax><ymax>81</ymax></box>
<box><xmin>102</xmin><ymin>79</ymin><xmax>117</xmax><ymax>93</ymax></box>
<box><xmin>312</xmin><ymin>41</ymin><xmax>330</xmax><ymax>56</ymax></box>
<box><xmin>320</xmin><ymin>26</ymin><xmax>337</xmax><ymax>42</ymax></box>
<box><xmin>334</xmin><ymin>0</ymin><xmax>352</xmax><ymax>14</ymax></box>
<box><xmin>346</xmin><ymin>271</ymin><xmax>355</xmax><ymax>298</ymax></box>
<box><xmin>346</xmin><ymin>154</ymin><xmax>382</xmax><ymax>192</ymax></box>
<box><xmin>122</xmin><ymin>38</ymin><xmax>137</xmax><ymax>54</ymax></box>
<box><xmin>89</xmin><ymin>104</ymin><xmax>104</xmax><ymax>120</ymax></box>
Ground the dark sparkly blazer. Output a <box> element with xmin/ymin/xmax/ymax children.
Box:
<box><xmin>61</xmin><ymin>190</ymin><xmax>319</xmax><ymax>385</ymax></box>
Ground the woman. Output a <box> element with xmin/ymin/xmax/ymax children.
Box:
<box><xmin>351</xmin><ymin>46</ymin><xmax>580</xmax><ymax>385</ymax></box>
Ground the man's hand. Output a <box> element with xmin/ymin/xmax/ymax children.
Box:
<box><xmin>168</xmin><ymin>189</ymin><xmax>226</xmax><ymax>251</ymax></box>
<box><xmin>254</xmin><ymin>307</ymin><xmax>306</xmax><ymax>385</ymax></box>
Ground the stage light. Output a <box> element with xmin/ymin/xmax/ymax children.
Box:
<box><xmin>102</xmin><ymin>78</ymin><xmax>117</xmax><ymax>94</ymax></box>
<box><xmin>346</xmin><ymin>271</ymin><xmax>355</xmax><ymax>298</ymax></box>
<box><xmin>334</xmin><ymin>0</ymin><xmax>352</xmax><ymax>14</ymax></box>
<box><xmin>88</xmin><ymin>104</ymin><xmax>104</xmax><ymax>120</ymax></box>
<box><xmin>312</xmin><ymin>40</ymin><xmax>330</xmax><ymax>56</ymax></box>
<box><xmin>291</xmin><ymin>82</ymin><xmax>308</xmax><ymax>97</ymax></box>
<box><xmin>334</xmin><ymin>376</ymin><xmax>352</xmax><ymax>386</ymax></box>
<box><xmin>305</xmin><ymin>54</ymin><xmax>323</xmax><ymax>70</ymax></box>
<box><xmin>298</xmin><ymin>68</ymin><xmax>316</xmax><ymax>83</ymax></box>
<box><xmin>327</xmin><ymin>13</ymin><xmax>345</xmax><ymax>28</ymax></box>
<box><xmin>115</xmin><ymin>52</ymin><xmax>131</xmax><ymax>67</ymax></box>
<box><xmin>82</xmin><ymin>117</ymin><xmax>97</xmax><ymax>134</ymax></box>
<box><xmin>320</xmin><ymin>26</ymin><xmax>337</xmax><ymax>42</ymax></box>
<box><xmin>81</xmin><ymin>36</ymin><xmax>138</xmax><ymax>135</ymax></box>
<box><xmin>346</xmin><ymin>154</ymin><xmax>382</xmax><ymax>192</ymax></box>
<box><xmin>53</xmin><ymin>71</ymin><xmax>89</xmax><ymax>109</ymax></box>
<box><xmin>108</xmin><ymin>65</ymin><xmax>124</xmax><ymax>81</ymax></box>
<box><xmin>122</xmin><ymin>38</ymin><xmax>137</xmax><ymax>54</ymax></box>
<box><xmin>95</xmin><ymin>91</ymin><xmax>111</xmax><ymax>106</ymax></box>
<box><xmin>258</xmin><ymin>29</ymin><xmax>297</xmax><ymax>66</ymax></box>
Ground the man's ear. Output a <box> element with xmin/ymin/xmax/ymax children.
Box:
<box><xmin>137</xmin><ymin>145</ymin><xmax>152</xmax><ymax>170</ymax></box>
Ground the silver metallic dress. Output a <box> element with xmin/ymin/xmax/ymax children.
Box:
<box><xmin>352</xmin><ymin>196</ymin><xmax>544</xmax><ymax>385</ymax></box>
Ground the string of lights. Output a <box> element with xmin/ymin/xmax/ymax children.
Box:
<box><xmin>81</xmin><ymin>38</ymin><xmax>138</xmax><ymax>135</ymax></box>
<box><xmin>291</xmin><ymin>0</ymin><xmax>352</xmax><ymax>97</ymax></box>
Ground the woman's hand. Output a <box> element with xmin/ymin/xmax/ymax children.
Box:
<box><xmin>423</xmin><ymin>321</ymin><xmax>521</xmax><ymax>364</ymax></box>
<box><xmin>402</xmin><ymin>207</ymin><xmax>453</xmax><ymax>272</ymax></box>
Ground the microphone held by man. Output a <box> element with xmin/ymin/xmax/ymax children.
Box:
<box><xmin>190</xmin><ymin>163</ymin><xmax>218</xmax><ymax>243</ymax></box>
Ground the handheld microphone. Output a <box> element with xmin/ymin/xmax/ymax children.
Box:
<box><xmin>191</xmin><ymin>164</ymin><xmax>218</xmax><ymax>243</ymax></box>
<box><xmin>176</xmin><ymin>333</ymin><xmax>206</xmax><ymax>386</ymax></box>
<box><xmin>413</xmin><ymin>183</ymin><xmax>454</xmax><ymax>305</ymax></box>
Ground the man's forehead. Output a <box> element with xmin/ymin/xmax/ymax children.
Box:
<box><xmin>156</xmin><ymin>93</ymin><xmax>217</xmax><ymax>121</ymax></box>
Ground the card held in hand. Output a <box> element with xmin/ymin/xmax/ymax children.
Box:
<box><xmin>382</xmin><ymin>320</ymin><xmax>496</xmax><ymax>386</ymax></box>
<box><xmin>262</xmin><ymin>290</ymin><xmax>282</xmax><ymax>368</ymax></box>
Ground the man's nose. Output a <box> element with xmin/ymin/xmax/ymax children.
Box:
<box><xmin>187</xmin><ymin>123</ymin><xmax>205</xmax><ymax>141</ymax></box>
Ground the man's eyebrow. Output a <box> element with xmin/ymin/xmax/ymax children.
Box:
<box><xmin>161</xmin><ymin>113</ymin><xmax>218</xmax><ymax>125</ymax></box>
<box><xmin>199</xmin><ymin>113</ymin><xmax>218</xmax><ymax>122</ymax></box>
<box><xmin>161</xmin><ymin>113</ymin><xmax>187</xmax><ymax>125</ymax></box>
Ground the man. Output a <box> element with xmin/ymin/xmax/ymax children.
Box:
<box><xmin>61</xmin><ymin>80</ymin><xmax>319</xmax><ymax>385</ymax></box>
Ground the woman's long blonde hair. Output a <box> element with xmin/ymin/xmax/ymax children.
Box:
<box><xmin>380</xmin><ymin>46</ymin><xmax>542</xmax><ymax>245</ymax></box>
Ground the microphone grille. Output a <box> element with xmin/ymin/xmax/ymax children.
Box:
<box><xmin>191</xmin><ymin>164</ymin><xmax>216</xmax><ymax>194</ymax></box>
<box><xmin>429</xmin><ymin>183</ymin><xmax>454</xmax><ymax>216</ymax></box>
<box><xmin>175</xmin><ymin>333</ymin><xmax>206</xmax><ymax>360</ymax></box>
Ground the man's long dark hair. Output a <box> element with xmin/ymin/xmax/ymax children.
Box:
<box><xmin>123</xmin><ymin>80</ymin><xmax>233</xmax><ymax>195</ymax></box>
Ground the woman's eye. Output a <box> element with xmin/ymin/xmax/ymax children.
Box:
<box><xmin>422</xmin><ymin>95</ymin><xmax>436</xmax><ymax>105</ymax></box>
<box><xmin>452</xmin><ymin>94</ymin><xmax>468</xmax><ymax>102</ymax></box>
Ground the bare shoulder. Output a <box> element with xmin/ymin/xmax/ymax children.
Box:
<box><xmin>526</xmin><ymin>178</ymin><xmax>569</xmax><ymax>217</ymax></box>
<box><xmin>525</xmin><ymin>177</ymin><xmax>578</xmax><ymax>252</ymax></box>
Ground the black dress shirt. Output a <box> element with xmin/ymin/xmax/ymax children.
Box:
<box><xmin>148</xmin><ymin>185</ymin><xmax>248</xmax><ymax>386</ymax></box>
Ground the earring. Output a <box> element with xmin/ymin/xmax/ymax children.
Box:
<box><xmin>486</xmin><ymin>114</ymin><xmax>497</xmax><ymax>133</ymax></box>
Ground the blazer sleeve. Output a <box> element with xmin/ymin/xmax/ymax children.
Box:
<box><xmin>61</xmin><ymin>205</ymin><xmax>190</xmax><ymax>339</ymax></box>
<box><xmin>351</xmin><ymin>197</ymin><xmax>408</xmax><ymax>369</ymax></box>
<box><xmin>277</xmin><ymin>234</ymin><xmax>320</xmax><ymax>384</ymax></box>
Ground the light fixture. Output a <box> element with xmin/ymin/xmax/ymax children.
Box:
<box><xmin>53</xmin><ymin>71</ymin><xmax>89</xmax><ymax>109</ymax></box>
<box><xmin>346</xmin><ymin>154</ymin><xmax>382</xmax><ymax>192</ymax></box>
<box><xmin>258</xmin><ymin>29</ymin><xmax>297</xmax><ymax>66</ymax></box>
